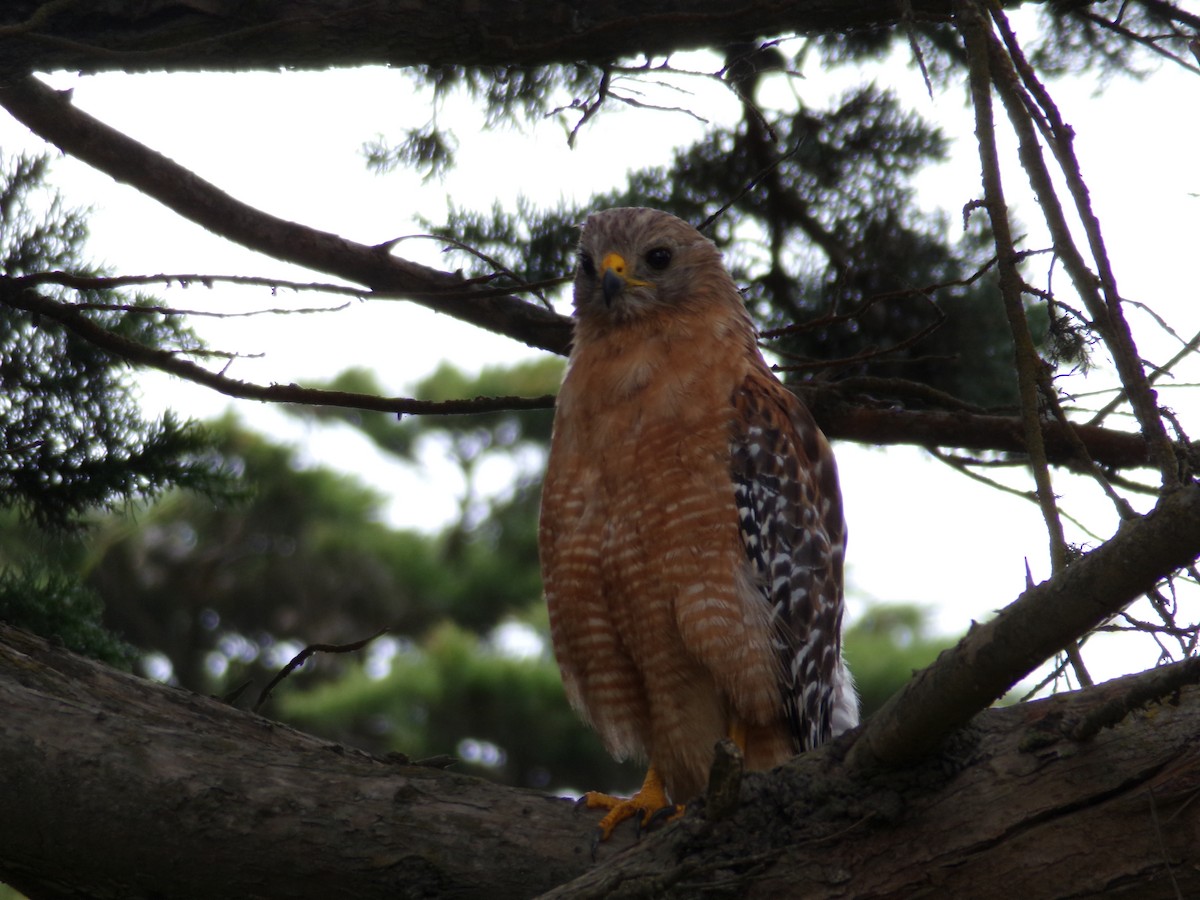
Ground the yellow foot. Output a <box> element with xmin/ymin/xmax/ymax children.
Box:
<box><xmin>579</xmin><ymin>766</ymin><xmax>683</xmax><ymax>842</ymax></box>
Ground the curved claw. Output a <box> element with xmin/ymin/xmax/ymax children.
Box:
<box><xmin>578</xmin><ymin>766</ymin><xmax>683</xmax><ymax>843</ymax></box>
<box><xmin>640</xmin><ymin>802</ymin><xmax>683</xmax><ymax>835</ymax></box>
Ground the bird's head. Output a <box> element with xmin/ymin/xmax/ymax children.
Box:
<box><xmin>572</xmin><ymin>207</ymin><xmax>741</xmax><ymax>329</ymax></box>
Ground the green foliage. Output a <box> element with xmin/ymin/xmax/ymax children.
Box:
<box><xmin>364</xmin><ymin>122</ymin><xmax>458</xmax><ymax>181</ymax></box>
<box><xmin>419</xmin><ymin>81</ymin><xmax>1028</xmax><ymax>408</ymax></box>
<box><xmin>290</xmin><ymin>357</ymin><xmax>562</xmax><ymax>463</ymax></box>
<box><xmin>0</xmin><ymin>562</ymin><xmax>135</xmax><ymax>668</ymax></box>
<box><xmin>842</xmin><ymin>603</ymin><xmax>957</xmax><ymax>718</ymax></box>
<box><xmin>0</xmin><ymin>153</ymin><xmax>224</xmax><ymax>531</ymax></box>
<box><xmin>281</xmin><ymin>618</ymin><xmax>640</xmax><ymax>794</ymax></box>
<box><xmin>64</xmin><ymin>409</ymin><xmax>548</xmax><ymax>693</ymax></box>
<box><xmin>0</xmin><ymin>152</ymin><xmax>229</xmax><ymax>681</ymax></box>
<box><xmin>79</xmin><ymin>415</ymin><xmax>421</xmax><ymax>690</ymax></box>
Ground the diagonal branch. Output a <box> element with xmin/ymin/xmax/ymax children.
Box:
<box><xmin>846</xmin><ymin>481</ymin><xmax>1200</xmax><ymax>770</ymax></box>
<box><xmin>0</xmin><ymin>75</ymin><xmax>574</xmax><ymax>356</ymax></box>
<box><xmin>1</xmin><ymin>285</ymin><xmax>556</xmax><ymax>417</ymax></box>
<box><xmin>956</xmin><ymin>0</ymin><xmax>1089</xmax><ymax>682</ymax></box>
<box><xmin>987</xmin><ymin>10</ymin><xmax>1182</xmax><ymax>489</ymax></box>
<box><xmin>3</xmin><ymin>280</ymin><xmax>1165</xmax><ymax>467</ymax></box>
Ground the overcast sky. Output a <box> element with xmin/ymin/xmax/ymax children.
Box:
<box><xmin>3</xmin><ymin>26</ymin><xmax>1198</xmax><ymax>685</ymax></box>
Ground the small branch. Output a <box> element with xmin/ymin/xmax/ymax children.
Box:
<box><xmin>255</xmin><ymin>628</ymin><xmax>390</xmax><ymax>712</ymax></box>
<box><xmin>15</xmin><ymin>270</ymin><xmax>370</xmax><ymax>299</ymax></box>
<box><xmin>989</xmin><ymin>8</ymin><xmax>1181</xmax><ymax>489</ymax></box>
<box><xmin>1</xmin><ymin>287</ymin><xmax>556</xmax><ymax>417</ymax></box>
<box><xmin>1</xmin><ymin>282</ymin><xmax>1170</xmax><ymax>468</ymax></box>
<box><xmin>1077</xmin><ymin>8</ymin><xmax>1200</xmax><ymax>74</ymax></box>
<box><xmin>1088</xmin><ymin>327</ymin><xmax>1200</xmax><ymax>428</ymax></box>
<box><xmin>1071</xmin><ymin>656</ymin><xmax>1200</xmax><ymax>742</ymax></box>
<box><xmin>957</xmin><ymin>0</ymin><xmax>1087</xmax><ymax>683</ymax></box>
<box><xmin>772</xmin><ymin>300</ymin><xmax>945</xmax><ymax>373</ymax></box>
<box><xmin>564</xmin><ymin>65</ymin><xmax>612</xmax><ymax>148</ymax></box>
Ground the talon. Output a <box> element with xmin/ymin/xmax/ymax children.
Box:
<box><xmin>642</xmin><ymin>803</ymin><xmax>683</xmax><ymax>833</ymax></box>
<box><xmin>579</xmin><ymin>766</ymin><xmax>683</xmax><ymax>843</ymax></box>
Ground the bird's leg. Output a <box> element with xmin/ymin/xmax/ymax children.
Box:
<box><xmin>580</xmin><ymin>765</ymin><xmax>681</xmax><ymax>841</ymax></box>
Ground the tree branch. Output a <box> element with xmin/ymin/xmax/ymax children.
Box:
<box><xmin>0</xmin><ymin>0</ymin><xmax>970</xmax><ymax>75</ymax></box>
<box><xmin>0</xmin><ymin>622</ymin><xmax>628</xmax><ymax>900</ymax></box>
<box><xmin>956</xmin><ymin>0</ymin><xmax>1089</xmax><ymax>685</ymax></box>
<box><xmin>987</xmin><ymin>10</ymin><xmax>1183</xmax><ymax>488</ymax></box>
<box><xmin>845</xmin><ymin>481</ymin><xmax>1200</xmax><ymax>770</ymax></box>
<box><xmin>801</xmin><ymin>386</ymin><xmax>1157</xmax><ymax>470</ymax></box>
<box><xmin>1</xmin><ymin>281</ymin><xmax>1167</xmax><ymax>469</ymax></box>
<box><xmin>0</xmin><ymin>75</ymin><xmax>574</xmax><ymax>356</ymax></box>
<box><xmin>0</xmin><ymin>284</ymin><xmax>558</xmax><ymax>417</ymax></box>
<box><xmin>5</xmin><ymin>620</ymin><xmax>1200</xmax><ymax>899</ymax></box>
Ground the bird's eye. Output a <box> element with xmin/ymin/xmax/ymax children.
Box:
<box><xmin>578</xmin><ymin>251</ymin><xmax>596</xmax><ymax>278</ymax></box>
<box><xmin>645</xmin><ymin>247</ymin><xmax>672</xmax><ymax>270</ymax></box>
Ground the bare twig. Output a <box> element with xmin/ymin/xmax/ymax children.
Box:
<box><xmin>255</xmin><ymin>628</ymin><xmax>389</xmax><ymax>712</ymax></box>
<box><xmin>1</xmin><ymin>287</ymin><xmax>557</xmax><ymax>417</ymax></box>
<box><xmin>989</xmin><ymin>8</ymin><xmax>1181</xmax><ymax>489</ymax></box>
<box><xmin>957</xmin><ymin>0</ymin><xmax>1089</xmax><ymax>684</ymax></box>
<box><xmin>1089</xmin><ymin>328</ymin><xmax>1200</xmax><ymax>427</ymax></box>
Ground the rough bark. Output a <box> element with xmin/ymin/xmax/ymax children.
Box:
<box><xmin>0</xmin><ymin>0</ymin><xmax>979</xmax><ymax>77</ymax></box>
<box><xmin>0</xmin><ymin>622</ymin><xmax>628</xmax><ymax>900</ymax></box>
<box><xmin>845</xmin><ymin>481</ymin><xmax>1200</xmax><ymax>770</ymax></box>
<box><xmin>3</xmin><ymin>620</ymin><xmax>1199</xmax><ymax>900</ymax></box>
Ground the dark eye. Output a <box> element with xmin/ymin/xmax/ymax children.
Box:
<box><xmin>645</xmin><ymin>247</ymin><xmax>672</xmax><ymax>270</ymax></box>
<box><xmin>578</xmin><ymin>251</ymin><xmax>596</xmax><ymax>278</ymax></box>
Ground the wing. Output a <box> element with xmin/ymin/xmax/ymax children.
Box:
<box><xmin>730</xmin><ymin>369</ymin><xmax>848</xmax><ymax>752</ymax></box>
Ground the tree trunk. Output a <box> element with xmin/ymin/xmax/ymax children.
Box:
<box><xmin>0</xmin><ymin>0</ymin><xmax>980</xmax><ymax>76</ymax></box>
<box><xmin>3</xmin><ymin>620</ymin><xmax>1198</xmax><ymax>900</ymax></box>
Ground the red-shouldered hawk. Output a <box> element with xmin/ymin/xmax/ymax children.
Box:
<box><xmin>539</xmin><ymin>207</ymin><xmax>858</xmax><ymax>837</ymax></box>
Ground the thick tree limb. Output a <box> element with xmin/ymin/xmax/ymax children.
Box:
<box><xmin>0</xmin><ymin>622</ymin><xmax>630</xmax><ymax>900</ymax></box>
<box><xmin>3</xmin><ymin>620</ymin><xmax>1200</xmax><ymax>899</ymax></box>
<box><xmin>845</xmin><ymin>481</ymin><xmax>1200</xmax><ymax>770</ymax></box>
<box><xmin>548</xmin><ymin>661</ymin><xmax>1200</xmax><ymax>899</ymax></box>
<box><xmin>801</xmin><ymin>387</ymin><xmax>1156</xmax><ymax>470</ymax></box>
<box><xmin>0</xmin><ymin>75</ymin><xmax>574</xmax><ymax>356</ymax></box>
<box><xmin>0</xmin><ymin>0</ymin><xmax>973</xmax><ymax>76</ymax></box>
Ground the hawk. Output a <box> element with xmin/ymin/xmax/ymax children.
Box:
<box><xmin>539</xmin><ymin>207</ymin><xmax>858</xmax><ymax>836</ymax></box>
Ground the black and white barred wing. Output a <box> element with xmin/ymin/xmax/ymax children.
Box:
<box><xmin>730</xmin><ymin>372</ymin><xmax>858</xmax><ymax>752</ymax></box>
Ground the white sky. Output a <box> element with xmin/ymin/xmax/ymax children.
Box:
<box><xmin>2</xmin><ymin>23</ymin><xmax>1198</xmax><ymax>687</ymax></box>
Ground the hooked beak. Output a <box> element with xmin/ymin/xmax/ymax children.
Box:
<box><xmin>602</xmin><ymin>268</ymin><xmax>624</xmax><ymax>305</ymax></box>
<box><xmin>598</xmin><ymin>252</ymin><xmax>647</xmax><ymax>305</ymax></box>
